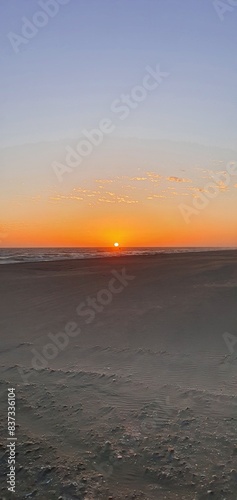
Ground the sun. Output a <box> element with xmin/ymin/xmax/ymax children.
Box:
<box><xmin>113</xmin><ymin>242</ymin><xmax>119</xmax><ymax>247</ymax></box>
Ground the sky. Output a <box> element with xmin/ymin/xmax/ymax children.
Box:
<box><xmin>0</xmin><ymin>0</ymin><xmax>237</xmax><ymax>247</ymax></box>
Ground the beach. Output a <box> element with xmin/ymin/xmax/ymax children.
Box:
<box><xmin>0</xmin><ymin>250</ymin><xmax>237</xmax><ymax>499</ymax></box>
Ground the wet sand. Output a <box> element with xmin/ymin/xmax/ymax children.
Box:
<box><xmin>0</xmin><ymin>251</ymin><xmax>237</xmax><ymax>499</ymax></box>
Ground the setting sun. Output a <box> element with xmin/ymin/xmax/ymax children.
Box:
<box><xmin>114</xmin><ymin>242</ymin><xmax>119</xmax><ymax>247</ymax></box>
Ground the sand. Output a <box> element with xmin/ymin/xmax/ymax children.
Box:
<box><xmin>0</xmin><ymin>251</ymin><xmax>237</xmax><ymax>499</ymax></box>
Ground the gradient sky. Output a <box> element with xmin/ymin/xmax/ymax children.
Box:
<box><xmin>1</xmin><ymin>0</ymin><xmax>237</xmax><ymax>247</ymax></box>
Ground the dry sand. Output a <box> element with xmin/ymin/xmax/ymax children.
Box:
<box><xmin>0</xmin><ymin>251</ymin><xmax>237</xmax><ymax>499</ymax></box>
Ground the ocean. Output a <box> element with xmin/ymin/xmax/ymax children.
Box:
<box><xmin>0</xmin><ymin>247</ymin><xmax>234</xmax><ymax>264</ymax></box>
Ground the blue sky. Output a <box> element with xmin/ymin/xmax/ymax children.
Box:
<box><xmin>1</xmin><ymin>0</ymin><xmax>237</xmax><ymax>149</ymax></box>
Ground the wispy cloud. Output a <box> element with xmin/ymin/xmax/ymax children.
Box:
<box><xmin>166</xmin><ymin>176</ymin><xmax>192</xmax><ymax>183</ymax></box>
<box><xmin>31</xmin><ymin>165</ymin><xmax>235</xmax><ymax>211</ymax></box>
